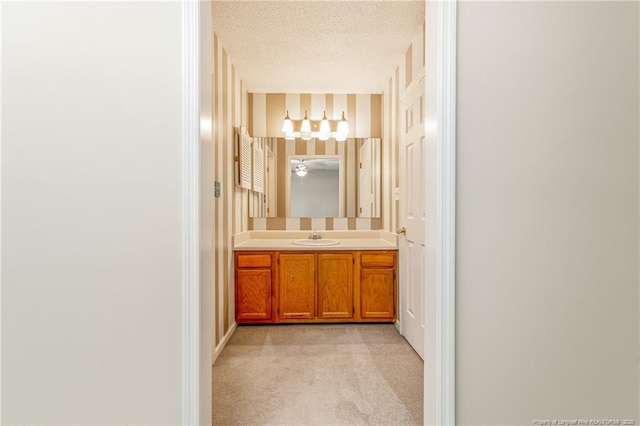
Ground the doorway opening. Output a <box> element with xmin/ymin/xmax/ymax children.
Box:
<box><xmin>182</xmin><ymin>1</ymin><xmax>457</xmax><ymax>424</ymax></box>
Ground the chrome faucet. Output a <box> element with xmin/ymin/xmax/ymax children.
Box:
<box><xmin>309</xmin><ymin>229</ymin><xmax>321</xmax><ymax>240</ymax></box>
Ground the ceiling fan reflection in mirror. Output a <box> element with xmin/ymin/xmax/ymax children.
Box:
<box><xmin>292</xmin><ymin>159</ymin><xmax>309</xmax><ymax>177</ymax></box>
<box><xmin>290</xmin><ymin>157</ymin><xmax>341</xmax><ymax>177</ymax></box>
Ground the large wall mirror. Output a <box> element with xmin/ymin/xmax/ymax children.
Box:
<box><xmin>250</xmin><ymin>137</ymin><xmax>381</xmax><ymax>218</ymax></box>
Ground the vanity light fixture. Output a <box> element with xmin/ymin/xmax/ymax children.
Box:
<box><xmin>281</xmin><ymin>109</ymin><xmax>349</xmax><ymax>141</ymax></box>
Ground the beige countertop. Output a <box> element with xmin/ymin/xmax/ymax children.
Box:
<box><xmin>233</xmin><ymin>230</ymin><xmax>398</xmax><ymax>251</ymax></box>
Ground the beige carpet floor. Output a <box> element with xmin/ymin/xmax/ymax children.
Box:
<box><xmin>212</xmin><ymin>324</ymin><xmax>423</xmax><ymax>425</ymax></box>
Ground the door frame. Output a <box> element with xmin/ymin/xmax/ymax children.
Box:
<box><xmin>181</xmin><ymin>0</ymin><xmax>200</xmax><ymax>424</ymax></box>
<box><xmin>425</xmin><ymin>1</ymin><xmax>457</xmax><ymax>424</ymax></box>
<box><xmin>180</xmin><ymin>0</ymin><xmax>457</xmax><ymax>424</ymax></box>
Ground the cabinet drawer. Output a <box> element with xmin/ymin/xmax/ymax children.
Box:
<box><xmin>361</xmin><ymin>252</ymin><xmax>395</xmax><ymax>268</ymax></box>
<box><xmin>237</xmin><ymin>254</ymin><xmax>272</xmax><ymax>268</ymax></box>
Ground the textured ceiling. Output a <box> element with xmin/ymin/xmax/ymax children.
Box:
<box><xmin>212</xmin><ymin>1</ymin><xmax>425</xmax><ymax>94</ymax></box>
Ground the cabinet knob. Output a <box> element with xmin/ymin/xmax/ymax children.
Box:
<box><xmin>396</xmin><ymin>227</ymin><xmax>406</xmax><ymax>235</ymax></box>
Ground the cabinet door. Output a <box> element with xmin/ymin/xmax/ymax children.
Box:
<box><xmin>360</xmin><ymin>268</ymin><xmax>395</xmax><ymax>319</ymax></box>
<box><xmin>317</xmin><ymin>253</ymin><xmax>354</xmax><ymax>319</ymax></box>
<box><xmin>279</xmin><ymin>253</ymin><xmax>316</xmax><ymax>320</ymax></box>
<box><xmin>236</xmin><ymin>269</ymin><xmax>272</xmax><ymax>321</ymax></box>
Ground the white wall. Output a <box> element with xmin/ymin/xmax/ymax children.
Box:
<box><xmin>290</xmin><ymin>170</ymin><xmax>340</xmax><ymax>217</ymax></box>
<box><xmin>456</xmin><ymin>2</ymin><xmax>639</xmax><ymax>424</ymax></box>
<box><xmin>2</xmin><ymin>2</ymin><xmax>183</xmax><ymax>424</ymax></box>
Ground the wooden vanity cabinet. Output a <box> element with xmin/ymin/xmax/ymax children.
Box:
<box><xmin>279</xmin><ymin>253</ymin><xmax>316</xmax><ymax>320</ymax></box>
<box><xmin>317</xmin><ymin>253</ymin><xmax>354</xmax><ymax>320</ymax></box>
<box><xmin>234</xmin><ymin>249</ymin><xmax>396</xmax><ymax>324</ymax></box>
<box><xmin>359</xmin><ymin>252</ymin><xmax>396</xmax><ymax>320</ymax></box>
<box><xmin>279</xmin><ymin>252</ymin><xmax>354</xmax><ymax>321</ymax></box>
<box><xmin>235</xmin><ymin>252</ymin><xmax>276</xmax><ymax>323</ymax></box>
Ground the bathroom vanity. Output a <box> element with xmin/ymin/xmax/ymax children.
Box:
<box><xmin>233</xmin><ymin>231</ymin><xmax>397</xmax><ymax>324</ymax></box>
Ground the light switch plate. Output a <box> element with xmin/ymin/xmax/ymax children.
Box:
<box><xmin>214</xmin><ymin>181</ymin><xmax>221</xmax><ymax>198</ymax></box>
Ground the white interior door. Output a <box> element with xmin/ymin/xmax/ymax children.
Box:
<box><xmin>399</xmin><ymin>76</ymin><xmax>426</xmax><ymax>359</ymax></box>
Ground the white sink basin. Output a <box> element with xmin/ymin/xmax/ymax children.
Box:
<box><xmin>292</xmin><ymin>239</ymin><xmax>340</xmax><ymax>246</ymax></box>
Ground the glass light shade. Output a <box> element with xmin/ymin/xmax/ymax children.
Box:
<box><xmin>281</xmin><ymin>118</ymin><xmax>293</xmax><ymax>134</ymax></box>
<box><xmin>284</xmin><ymin>132</ymin><xmax>295</xmax><ymax>140</ymax></box>
<box><xmin>296</xmin><ymin>169</ymin><xmax>308</xmax><ymax>177</ymax></box>
<box><xmin>337</xmin><ymin>111</ymin><xmax>349</xmax><ymax>139</ymax></box>
<box><xmin>300</xmin><ymin>110</ymin><xmax>312</xmax><ymax>140</ymax></box>
<box><xmin>281</xmin><ymin>110</ymin><xmax>293</xmax><ymax>134</ymax></box>
<box><xmin>318</xmin><ymin>110</ymin><xmax>330</xmax><ymax>141</ymax></box>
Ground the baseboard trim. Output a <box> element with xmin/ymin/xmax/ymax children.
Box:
<box><xmin>213</xmin><ymin>322</ymin><xmax>237</xmax><ymax>364</ymax></box>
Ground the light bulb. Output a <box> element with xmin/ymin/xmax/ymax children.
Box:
<box><xmin>296</xmin><ymin>169</ymin><xmax>308</xmax><ymax>177</ymax></box>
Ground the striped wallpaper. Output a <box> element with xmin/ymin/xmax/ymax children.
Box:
<box><xmin>246</xmin><ymin>92</ymin><xmax>386</xmax><ymax>231</ymax></box>
<box><xmin>248</xmin><ymin>93</ymin><xmax>382</xmax><ymax>139</ymax></box>
<box><xmin>250</xmin><ymin>217</ymin><xmax>383</xmax><ymax>231</ymax></box>
<box><xmin>211</xmin><ymin>33</ymin><xmax>254</xmax><ymax>355</ymax></box>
